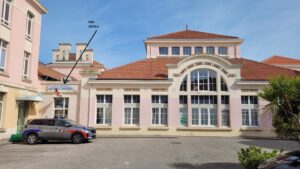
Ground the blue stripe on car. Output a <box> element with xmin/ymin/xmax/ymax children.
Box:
<box><xmin>23</xmin><ymin>129</ymin><xmax>41</xmax><ymax>136</ymax></box>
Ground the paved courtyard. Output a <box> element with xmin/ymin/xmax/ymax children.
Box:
<box><xmin>0</xmin><ymin>137</ymin><xmax>299</xmax><ymax>169</ymax></box>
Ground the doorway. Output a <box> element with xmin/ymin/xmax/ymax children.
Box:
<box><xmin>17</xmin><ymin>101</ymin><xmax>28</xmax><ymax>132</ymax></box>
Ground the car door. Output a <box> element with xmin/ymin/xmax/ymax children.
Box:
<box><xmin>39</xmin><ymin>119</ymin><xmax>57</xmax><ymax>140</ymax></box>
<box><xmin>54</xmin><ymin>119</ymin><xmax>72</xmax><ymax>140</ymax></box>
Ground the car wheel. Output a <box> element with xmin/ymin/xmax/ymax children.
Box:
<box><xmin>26</xmin><ymin>133</ymin><xmax>38</xmax><ymax>145</ymax></box>
<box><xmin>72</xmin><ymin>133</ymin><xmax>83</xmax><ymax>144</ymax></box>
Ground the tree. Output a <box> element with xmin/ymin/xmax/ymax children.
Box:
<box><xmin>258</xmin><ymin>76</ymin><xmax>300</xmax><ymax>140</ymax></box>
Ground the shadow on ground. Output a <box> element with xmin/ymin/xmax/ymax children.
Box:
<box><xmin>170</xmin><ymin>162</ymin><xmax>242</xmax><ymax>169</ymax></box>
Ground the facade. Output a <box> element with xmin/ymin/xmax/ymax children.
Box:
<box><xmin>39</xmin><ymin>30</ymin><xmax>299</xmax><ymax>137</ymax></box>
<box><xmin>0</xmin><ymin>0</ymin><xmax>47</xmax><ymax>139</ymax></box>
<box><xmin>263</xmin><ymin>55</ymin><xmax>300</xmax><ymax>71</ymax></box>
<box><xmin>38</xmin><ymin>43</ymin><xmax>105</xmax><ymax>125</ymax></box>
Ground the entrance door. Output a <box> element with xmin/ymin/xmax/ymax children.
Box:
<box><xmin>17</xmin><ymin>101</ymin><xmax>28</xmax><ymax>132</ymax></box>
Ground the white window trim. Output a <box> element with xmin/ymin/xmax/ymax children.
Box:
<box><xmin>123</xmin><ymin>95</ymin><xmax>140</xmax><ymax>125</ymax></box>
<box><xmin>159</xmin><ymin>47</ymin><xmax>168</xmax><ymax>56</ymax></box>
<box><xmin>95</xmin><ymin>95</ymin><xmax>112</xmax><ymax>125</ymax></box>
<box><xmin>183</xmin><ymin>47</ymin><xmax>192</xmax><ymax>55</ymax></box>
<box><xmin>0</xmin><ymin>99</ymin><xmax>3</xmax><ymax>128</ymax></box>
<box><xmin>0</xmin><ymin>40</ymin><xmax>7</xmax><ymax>71</ymax></box>
<box><xmin>241</xmin><ymin>96</ymin><xmax>259</xmax><ymax>127</ymax></box>
<box><xmin>53</xmin><ymin>97</ymin><xmax>69</xmax><ymax>118</ymax></box>
<box><xmin>218</xmin><ymin>47</ymin><xmax>228</xmax><ymax>56</ymax></box>
<box><xmin>22</xmin><ymin>52</ymin><xmax>30</xmax><ymax>79</ymax></box>
<box><xmin>191</xmin><ymin>106</ymin><xmax>217</xmax><ymax>127</ymax></box>
<box><xmin>25</xmin><ymin>12</ymin><xmax>34</xmax><ymax>39</ymax></box>
<box><xmin>1</xmin><ymin>0</ymin><xmax>11</xmax><ymax>26</ymax></box>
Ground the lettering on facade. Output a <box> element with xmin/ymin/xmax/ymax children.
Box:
<box><xmin>96</xmin><ymin>88</ymin><xmax>112</xmax><ymax>91</ymax></box>
<box><xmin>124</xmin><ymin>88</ymin><xmax>140</xmax><ymax>92</ymax></box>
<box><xmin>152</xmin><ymin>88</ymin><xmax>168</xmax><ymax>92</ymax></box>
<box><xmin>241</xmin><ymin>89</ymin><xmax>259</xmax><ymax>92</ymax></box>
<box><xmin>173</xmin><ymin>61</ymin><xmax>236</xmax><ymax>78</ymax></box>
<box><xmin>47</xmin><ymin>85</ymin><xmax>73</xmax><ymax>91</ymax></box>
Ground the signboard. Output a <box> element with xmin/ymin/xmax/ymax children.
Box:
<box><xmin>47</xmin><ymin>85</ymin><xmax>73</xmax><ymax>91</ymax></box>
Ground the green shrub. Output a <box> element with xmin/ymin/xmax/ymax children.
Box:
<box><xmin>237</xmin><ymin>146</ymin><xmax>278</xmax><ymax>169</ymax></box>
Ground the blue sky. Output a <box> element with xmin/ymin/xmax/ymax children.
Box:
<box><xmin>39</xmin><ymin>0</ymin><xmax>300</xmax><ymax>69</ymax></box>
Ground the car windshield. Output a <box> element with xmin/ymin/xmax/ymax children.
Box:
<box><xmin>64</xmin><ymin>119</ymin><xmax>81</xmax><ymax>126</ymax></box>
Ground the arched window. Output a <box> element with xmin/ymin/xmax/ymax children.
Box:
<box><xmin>180</xmin><ymin>76</ymin><xmax>187</xmax><ymax>91</ymax></box>
<box><xmin>221</xmin><ymin>77</ymin><xmax>228</xmax><ymax>91</ymax></box>
<box><xmin>191</xmin><ymin>69</ymin><xmax>216</xmax><ymax>91</ymax></box>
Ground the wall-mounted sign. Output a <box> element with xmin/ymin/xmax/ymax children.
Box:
<box><xmin>47</xmin><ymin>85</ymin><xmax>73</xmax><ymax>91</ymax></box>
<box><xmin>173</xmin><ymin>61</ymin><xmax>236</xmax><ymax>78</ymax></box>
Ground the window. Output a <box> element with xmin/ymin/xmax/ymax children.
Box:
<box><xmin>206</xmin><ymin>47</ymin><xmax>215</xmax><ymax>54</ymax></box>
<box><xmin>222</xmin><ymin>110</ymin><xmax>230</xmax><ymax>126</ymax></box>
<box><xmin>159</xmin><ymin>47</ymin><xmax>168</xmax><ymax>55</ymax></box>
<box><xmin>0</xmin><ymin>39</ymin><xmax>8</xmax><ymax>71</ymax></box>
<box><xmin>195</xmin><ymin>47</ymin><xmax>203</xmax><ymax>54</ymax></box>
<box><xmin>1</xmin><ymin>0</ymin><xmax>11</xmax><ymax>26</ymax></box>
<box><xmin>179</xmin><ymin>95</ymin><xmax>188</xmax><ymax>127</ymax></box>
<box><xmin>54</xmin><ymin>97</ymin><xmax>69</xmax><ymax>118</ymax></box>
<box><xmin>241</xmin><ymin>96</ymin><xmax>259</xmax><ymax>127</ymax></box>
<box><xmin>152</xmin><ymin>95</ymin><xmax>168</xmax><ymax>125</ymax></box>
<box><xmin>191</xmin><ymin>96</ymin><xmax>217</xmax><ymax>104</ymax></box>
<box><xmin>86</xmin><ymin>54</ymin><xmax>89</xmax><ymax>61</ymax></box>
<box><xmin>62</xmin><ymin>50</ymin><xmax>66</xmax><ymax>61</ymax></box>
<box><xmin>221</xmin><ymin>78</ymin><xmax>228</xmax><ymax>91</ymax></box>
<box><xmin>96</xmin><ymin>95</ymin><xmax>112</xmax><ymax>125</ymax></box>
<box><xmin>172</xmin><ymin>47</ymin><xmax>180</xmax><ymax>55</ymax></box>
<box><xmin>218</xmin><ymin>47</ymin><xmax>228</xmax><ymax>55</ymax></box>
<box><xmin>191</xmin><ymin>69</ymin><xmax>217</xmax><ymax>91</ymax></box>
<box><xmin>192</xmin><ymin>108</ymin><xmax>217</xmax><ymax>126</ymax></box>
<box><xmin>0</xmin><ymin>93</ymin><xmax>3</xmax><ymax>127</ymax></box>
<box><xmin>221</xmin><ymin>96</ymin><xmax>229</xmax><ymax>104</ymax></box>
<box><xmin>26</xmin><ymin>12</ymin><xmax>34</xmax><ymax>39</ymax></box>
<box><xmin>183</xmin><ymin>47</ymin><xmax>191</xmax><ymax>55</ymax></box>
<box><xmin>23</xmin><ymin>52</ymin><xmax>30</xmax><ymax>79</ymax></box>
<box><xmin>124</xmin><ymin>95</ymin><xmax>140</xmax><ymax>125</ymax></box>
<box><xmin>180</xmin><ymin>76</ymin><xmax>187</xmax><ymax>91</ymax></box>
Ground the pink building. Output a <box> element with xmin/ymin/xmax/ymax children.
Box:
<box><xmin>0</xmin><ymin>0</ymin><xmax>47</xmax><ymax>139</ymax></box>
<box><xmin>38</xmin><ymin>29</ymin><xmax>299</xmax><ymax>137</ymax></box>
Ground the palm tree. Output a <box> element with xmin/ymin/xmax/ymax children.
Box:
<box><xmin>258</xmin><ymin>76</ymin><xmax>300</xmax><ymax>140</ymax></box>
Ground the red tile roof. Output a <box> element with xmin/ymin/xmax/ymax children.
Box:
<box><xmin>38</xmin><ymin>62</ymin><xmax>64</xmax><ymax>80</ymax></box>
<box><xmin>262</xmin><ymin>55</ymin><xmax>300</xmax><ymax>65</ymax></box>
<box><xmin>98</xmin><ymin>57</ymin><xmax>299</xmax><ymax>81</ymax></box>
<box><xmin>147</xmin><ymin>30</ymin><xmax>239</xmax><ymax>40</ymax></box>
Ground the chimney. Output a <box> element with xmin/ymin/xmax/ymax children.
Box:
<box><xmin>58</xmin><ymin>43</ymin><xmax>72</xmax><ymax>61</ymax></box>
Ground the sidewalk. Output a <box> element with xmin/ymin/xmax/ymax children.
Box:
<box><xmin>0</xmin><ymin>139</ymin><xmax>10</xmax><ymax>146</ymax></box>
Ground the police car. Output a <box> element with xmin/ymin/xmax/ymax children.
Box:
<box><xmin>21</xmin><ymin>118</ymin><xmax>96</xmax><ymax>144</ymax></box>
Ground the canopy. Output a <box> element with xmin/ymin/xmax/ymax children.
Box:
<box><xmin>16</xmin><ymin>92</ymin><xmax>44</xmax><ymax>102</ymax></box>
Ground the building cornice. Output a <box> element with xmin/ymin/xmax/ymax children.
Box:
<box><xmin>144</xmin><ymin>38</ymin><xmax>244</xmax><ymax>44</ymax></box>
<box><xmin>88</xmin><ymin>79</ymin><xmax>173</xmax><ymax>85</ymax></box>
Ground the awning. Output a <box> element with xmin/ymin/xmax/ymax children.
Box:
<box><xmin>16</xmin><ymin>92</ymin><xmax>44</xmax><ymax>102</ymax></box>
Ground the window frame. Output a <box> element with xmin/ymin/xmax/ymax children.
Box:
<box><xmin>190</xmin><ymin>69</ymin><xmax>217</xmax><ymax>92</ymax></box>
<box><xmin>0</xmin><ymin>93</ymin><xmax>3</xmax><ymax>128</ymax></box>
<box><xmin>96</xmin><ymin>95</ymin><xmax>112</xmax><ymax>125</ymax></box>
<box><xmin>22</xmin><ymin>52</ymin><xmax>30</xmax><ymax>79</ymax></box>
<box><xmin>195</xmin><ymin>46</ymin><xmax>203</xmax><ymax>54</ymax></box>
<box><xmin>241</xmin><ymin>96</ymin><xmax>259</xmax><ymax>127</ymax></box>
<box><xmin>218</xmin><ymin>47</ymin><xmax>228</xmax><ymax>55</ymax></box>
<box><xmin>53</xmin><ymin>97</ymin><xmax>69</xmax><ymax>119</ymax></box>
<box><xmin>123</xmin><ymin>95</ymin><xmax>140</xmax><ymax>125</ymax></box>
<box><xmin>0</xmin><ymin>39</ymin><xmax>8</xmax><ymax>71</ymax></box>
<box><xmin>1</xmin><ymin>0</ymin><xmax>11</xmax><ymax>26</ymax></box>
<box><xmin>172</xmin><ymin>47</ymin><xmax>180</xmax><ymax>55</ymax></box>
<box><xmin>25</xmin><ymin>11</ymin><xmax>34</xmax><ymax>39</ymax></box>
<box><xmin>183</xmin><ymin>47</ymin><xmax>191</xmax><ymax>55</ymax></box>
<box><xmin>151</xmin><ymin>95</ymin><xmax>168</xmax><ymax>125</ymax></box>
<box><xmin>206</xmin><ymin>46</ymin><xmax>215</xmax><ymax>54</ymax></box>
<box><xmin>159</xmin><ymin>47</ymin><xmax>168</xmax><ymax>55</ymax></box>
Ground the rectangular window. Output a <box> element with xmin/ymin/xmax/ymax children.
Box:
<box><xmin>23</xmin><ymin>52</ymin><xmax>30</xmax><ymax>79</ymax></box>
<box><xmin>1</xmin><ymin>0</ymin><xmax>11</xmax><ymax>26</ymax></box>
<box><xmin>222</xmin><ymin>109</ymin><xmax>230</xmax><ymax>126</ymax></box>
<box><xmin>172</xmin><ymin>47</ymin><xmax>180</xmax><ymax>55</ymax></box>
<box><xmin>0</xmin><ymin>39</ymin><xmax>7</xmax><ymax>71</ymax></box>
<box><xmin>159</xmin><ymin>47</ymin><xmax>168</xmax><ymax>55</ymax></box>
<box><xmin>191</xmin><ymin>96</ymin><xmax>217</xmax><ymax>104</ymax></box>
<box><xmin>221</xmin><ymin>96</ymin><xmax>229</xmax><ymax>104</ymax></box>
<box><xmin>218</xmin><ymin>47</ymin><xmax>228</xmax><ymax>55</ymax></box>
<box><xmin>96</xmin><ymin>95</ymin><xmax>112</xmax><ymax>125</ymax></box>
<box><xmin>0</xmin><ymin>93</ymin><xmax>3</xmax><ymax>127</ymax></box>
<box><xmin>192</xmin><ymin>108</ymin><xmax>217</xmax><ymax>126</ymax></box>
<box><xmin>54</xmin><ymin>97</ymin><xmax>69</xmax><ymax>118</ymax></box>
<box><xmin>179</xmin><ymin>95</ymin><xmax>187</xmax><ymax>104</ymax></box>
<box><xmin>206</xmin><ymin>47</ymin><xmax>215</xmax><ymax>54</ymax></box>
<box><xmin>241</xmin><ymin>96</ymin><xmax>259</xmax><ymax>127</ymax></box>
<box><xmin>124</xmin><ymin>95</ymin><xmax>140</xmax><ymax>125</ymax></box>
<box><xmin>152</xmin><ymin>95</ymin><xmax>168</xmax><ymax>125</ymax></box>
<box><xmin>25</xmin><ymin>12</ymin><xmax>34</xmax><ymax>39</ymax></box>
<box><xmin>179</xmin><ymin>95</ymin><xmax>187</xmax><ymax>127</ymax></box>
<box><xmin>195</xmin><ymin>47</ymin><xmax>203</xmax><ymax>54</ymax></box>
<box><xmin>183</xmin><ymin>47</ymin><xmax>191</xmax><ymax>55</ymax></box>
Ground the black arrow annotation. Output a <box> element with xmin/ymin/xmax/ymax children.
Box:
<box><xmin>63</xmin><ymin>30</ymin><xmax>98</xmax><ymax>84</ymax></box>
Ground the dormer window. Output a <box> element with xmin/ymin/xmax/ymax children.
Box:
<box><xmin>195</xmin><ymin>47</ymin><xmax>203</xmax><ymax>54</ymax></box>
<box><xmin>206</xmin><ymin>47</ymin><xmax>215</xmax><ymax>54</ymax></box>
<box><xmin>218</xmin><ymin>47</ymin><xmax>228</xmax><ymax>55</ymax></box>
<box><xmin>159</xmin><ymin>47</ymin><xmax>168</xmax><ymax>55</ymax></box>
<box><xmin>172</xmin><ymin>47</ymin><xmax>180</xmax><ymax>55</ymax></box>
<box><xmin>183</xmin><ymin>47</ymin><xmax>191</xmax><ymax>55</ymax></box>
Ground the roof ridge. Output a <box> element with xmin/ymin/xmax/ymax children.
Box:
<box><xmin>242</xmin><ymin>57</ymin><xmax>299</xmax><ymax>73</ymax></box>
